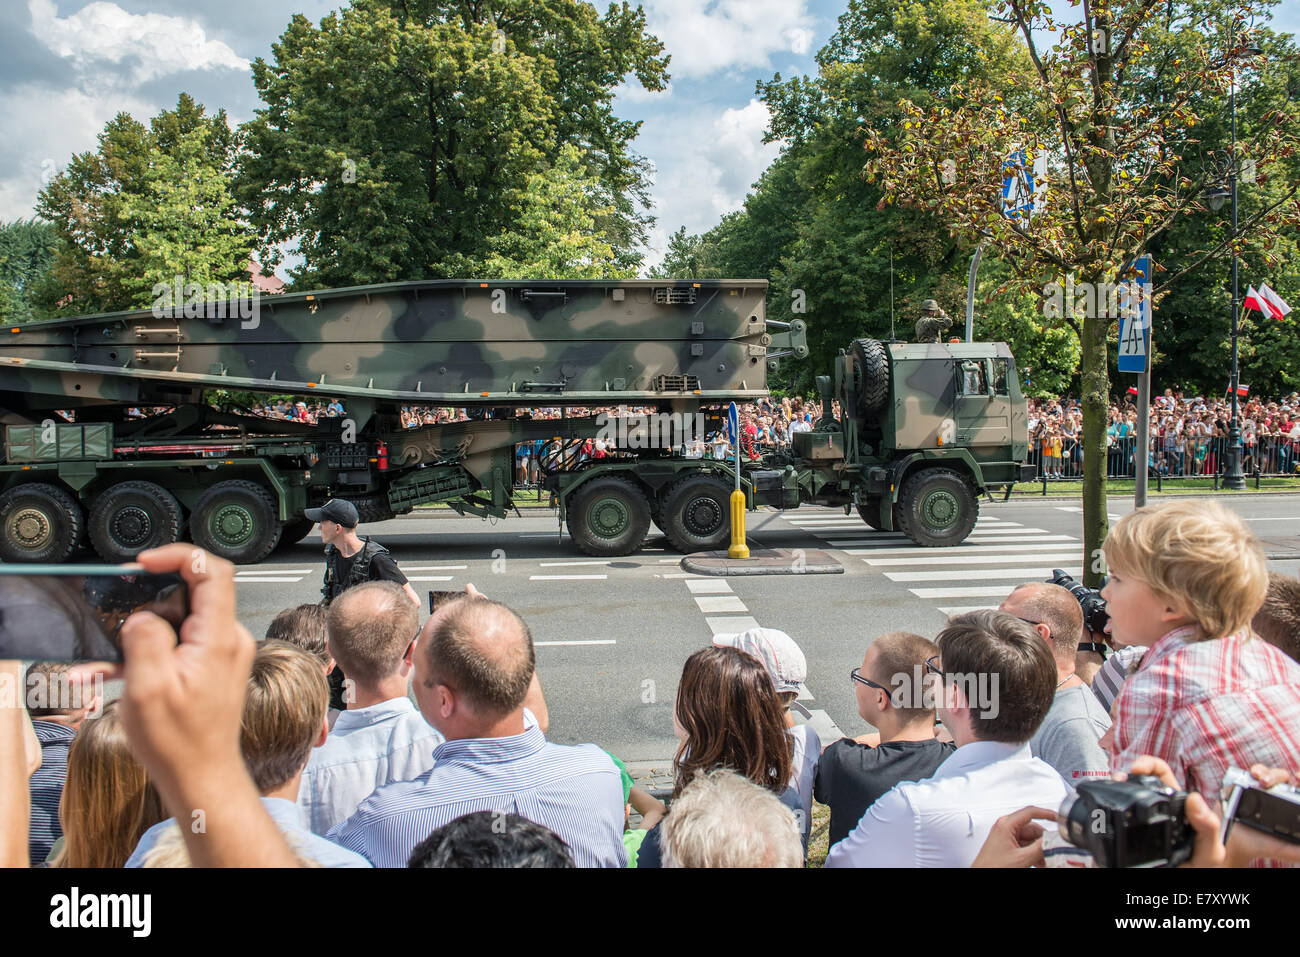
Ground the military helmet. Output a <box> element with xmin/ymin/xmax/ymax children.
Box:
<box><xmin>921</xmin><ymin>299</ymin><xmax>941</xmax><ymax>312</ymax></box>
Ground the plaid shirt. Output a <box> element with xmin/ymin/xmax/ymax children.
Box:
<box><xmin>1110</xmin><ymin>625</ymin><xmax>1300</xmax><ymax>802</ymax></box>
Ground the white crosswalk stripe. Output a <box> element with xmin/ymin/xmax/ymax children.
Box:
<box><xmin>865</xmin><ymin>551</ymin><xmax>1082</xmax><ymax>567</ymax></box>
<box><xmin>885</xmin><ymin>566</ymin><xmax>1084</xmax><ymax>583</ymax></box>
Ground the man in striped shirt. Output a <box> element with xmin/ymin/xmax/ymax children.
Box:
<box><xmin>326</xmin><ymin>596</ymin><xmax>626</xmax><ymax>867</ymax></box>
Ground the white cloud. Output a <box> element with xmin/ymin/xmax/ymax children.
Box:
<box><xmin>28</xmin><ymin>0</ymin><xmax>249</xmax><ymax>86</ymax></box>
<box><xmin>643</xmin><ymin>0</ymin><xmax>816</xmax><ymax>79</ymax></box>
<box><xmin>613</xmin><ymin>80</ymin><xmax>674</xmax><ymax>104</ymax></box>
<box><xmin>639</xmin><ymin>98</ymin><xmax>782</xmax><ymax>269</ymax></box>
<box><xmin>0</xmin><ymin>83</ymin><xmax>161</xmax><ymax>221</ymax></box>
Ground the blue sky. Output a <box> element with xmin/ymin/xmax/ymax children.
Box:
<box><xmin>0</xmin><ymin>0</ymin><xmax>1295</xmax><ymax>271</ymax></box>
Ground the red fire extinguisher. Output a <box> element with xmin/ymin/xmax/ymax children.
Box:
<box><xmin>375</xmin><ymin>440</ymin><xmax>389</xmax><ymax>471</ymax></box>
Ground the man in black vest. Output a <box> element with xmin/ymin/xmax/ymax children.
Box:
<box><xmin>307</xmin><ymin>498</ymin><xmax>420</xmax><ymax>711</ymax></box>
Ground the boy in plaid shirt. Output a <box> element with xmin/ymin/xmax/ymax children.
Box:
<box><xmin>1101</xmin><ymin>500</ymin><xmax>1300</xmax><ymax>803</ymax></box>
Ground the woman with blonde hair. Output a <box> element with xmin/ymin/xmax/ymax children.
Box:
<box><xmin>51</xmin><ymin>700</ymin><xmax>165</xmax><ymax>868</ymax></box>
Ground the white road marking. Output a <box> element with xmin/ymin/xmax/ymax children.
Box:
<box><xmin>402</xmin><ymin>565</ymin><xmax>469</xmax><ymax>571</ymax></box>
<box><xmin>695</xmin><ymin>596</ymin><xmax>749</xmax><ymax>613</ymax></box>
<box><xmin>910</xmin><ymin>580</ymin><xmax>1082</xmax><ymax>598</ymax></box>
<box><xmin>535</xmin><ymin>640</ymin><xmax>617</xmax><ymax>646</ymax></box>
<box><xmin>236</xmin><ymin>567</ymin><xmax>314</xmax><ymax>574</ymax></box>
<box><xmin>538</xmin><ymin>560</ymin><xmax>611</xmax><ymax>566</ymax></box>
<box><xmin>405</xmin><ymin>576</ymin><xmax>455</xmax><ymax>582</ymax></box>
<box><xmin>865</xmin><ymin>552</ymin><xmax>1082</xmax><ymax>567</ymax></box>
<box><xmin>938</xmin><ymin>605</ymin><xmax>999</xmax><ymax>615</ymax></box>
<box><xmin>887</xmin><ymin>567</ymin><xmax>1083</xmax><ymax>582</ymax></box>
<box><xmin>704</xmin><ymin>615</ymin><xmax>761</xmax><ymax>634</ymax></box>
<box><xmin>846</xmin><ymin>541</ymin><xmax>1079</xmax><ymax>556</ymax></box>
<box><xmin>686</xmin><ymin>579</ymin><xmax>733</xmax><ymax>593</ymax></box>
<box><xmin>661</xmin><ymin>572</ymin><xmax>706</xmax><ymax>579</ymax></box>
<box><xmin>529</xmin><ymin>574</ymin><xmax>608</xmax><ymax>580</ymax></box>
<box><xmin>234</xmin><ymin>576</ymin><xmax>304</xmax><ymax>583</ymax></box>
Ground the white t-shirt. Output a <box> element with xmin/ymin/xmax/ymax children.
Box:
<box><xmin>789</xmin><ymin>722</ymin><xmax>821</xmax><ymax>839</ymax></box>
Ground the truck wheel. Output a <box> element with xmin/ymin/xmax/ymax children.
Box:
<box><xmin>851</xmin><ymin>338</ymin><xmax>890</xmax><ymax>415</ymax></box>
<box><xmin>649</xmin><ymin>500</ymin><xmax>666</xmax><ymax>535</ymax></box>
<box><xmin>88</xmin><ymin>481</ymin><xmax>183</xmax><ymax>562</ymax></box>
<box><xmin>277</xmin><ymin>517</ymin><xmax>315</xmax><ymax>548</ymax></box>
<box><xmin>661</xmin><ymin>475</ymin><xmax>732</xmax><ymax>553</ymax></box>
<box><xmin>856</xmin><ymin>497</ymin><xmax>884</xmax><ymax>531</ymax></box>
<box><xmin>567</xmin><ymin>476</ymin><xmax>651</xmax><ymax>556</ymax></box>
<box><xmin>895</xmin><ymin>468</ymin><xmax>978</xmax><ymax>547</ymax></box>
<box><xmin>0</xmin><ymin>483</ymin><xmax>84</xmax><ymax>563</ymax></box>
<box><xmin>190</xmin><ymin>480</ymin><xmax>282</xmax><ymax>564</ymax></box>
<box><xmin>352</xmin><ymin>496</ymin><xmax>394</xmax><ymax>525</ymax></box>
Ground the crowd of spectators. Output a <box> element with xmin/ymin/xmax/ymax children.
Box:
<box><xmin>4</xmin><ymin>497</ymin><xmax>1299</xmax><ymax>871</ymax></box>
<box><xmin>1029</xmin><ymin>389</ymin><xmax>1300</xmax><ymax>480</ymax></box>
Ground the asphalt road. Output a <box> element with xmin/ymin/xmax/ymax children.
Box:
<box><xmin>75</xmin><ymin>492</ymin><xmax>1300</xmax><ymax>762</ymax></box>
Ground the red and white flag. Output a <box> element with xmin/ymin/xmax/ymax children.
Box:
<box><xmin>1244</xmin><ymin>286</ymin><xmax>1269</xmax><ymax>315</ymax></box>
<box><xmin>1260</xmin><ymin>283</ymin><xmax>1292</xmax><ymax>321</ymax></box>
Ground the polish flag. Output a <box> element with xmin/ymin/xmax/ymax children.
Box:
<box><xmin>1243</xmin><ymin>286</ymin><xmax>1268</xmax><ymax>315</ymax></box>
<box><xmin>1259</xmin><ymin>283</ymin><xmax>1292</xmax><ymax>321</ymax></box>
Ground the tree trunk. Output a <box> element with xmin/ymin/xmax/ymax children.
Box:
<box><xmin>1080</xmin><ymin>311</ymin><xmax>1111</xmax><ymax>586</ymax></box>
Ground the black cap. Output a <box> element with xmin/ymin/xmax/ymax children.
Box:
<box><xmin>304</xmin><ymin>499</ymin><xmax>359</xmax><ymax>528</ymax></box>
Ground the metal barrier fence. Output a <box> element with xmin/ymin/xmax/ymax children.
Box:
<box><xmin>1025</xmin><ymin>433</ymin><xmax>1300</xmax><ymax>485</ymax></box>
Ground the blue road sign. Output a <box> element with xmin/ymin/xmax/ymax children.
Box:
<box><xmin>1002</xmin><ymin>150</ymin><xmax>1034</xmax><ymax>219</ymax></box>
<box><xmin>1118</xmin><ymin>257</ymin><xmax>1152</xmax><ymax>374</ymax></box>
<box><xmin>727</xmin><ymin>402</ymin><xmax>738</xmax><ymax>442</ymax></box>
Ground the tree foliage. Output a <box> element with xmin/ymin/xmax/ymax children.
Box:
<box><xmin>34</xmin><ymin>94</ymin><xmax>247</xmax><ymax>315</ymax></box>
<box><xmin>0</xmin><ymin>219</ymin><xmax>59</xmax><ymax>322</ymax></box>
<box><xmin>861</xmin><ymin>0</ymin><xmax>1300</xmax><ymax>582</ymax></box>
<box><xmin>236</xmin><ymin>0</ymin><xmax>667</xmax><ymax>287</ymax></box>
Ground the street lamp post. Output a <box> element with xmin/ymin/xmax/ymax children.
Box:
<box><xmin>1224</xmin><ymin>52</ymin><xmax>1246</xmax><ymax>490</ymax></box>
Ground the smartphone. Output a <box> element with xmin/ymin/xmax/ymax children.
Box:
<box><xmin>428</xmin><ymin>589</ymin><xmax>462</xmax><ymax>614</ymax></box>
<box><xmin>0</xmin><ymin>564</ymin><xmax>188</xmax><ymax>661</ymax></box>
<box><xmin>1221</xmin><ymin>767</ymin><xmax>1300</xmax><ymax>846</ymax></box>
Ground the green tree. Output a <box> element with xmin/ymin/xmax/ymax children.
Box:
<box><xmin>237</xmin><ymin>0</ymin><xmax>667</xmax><ymax>287</ymax></box>
<box><xmin>862</xmin><ymin>0</ymin><xmax>1300</xmax><ymax>582</ymax></box>
<box><xmin>34</xmin><ymin>94</ymin><xmax>246</xmax><ymax>315</ymax></box>
<box><xmin>480</xmin><ymin>145</ymin><xmax>636</xmax><ymax>278</ymax></box>
<box><xmin>0</xmin><ymin>219</ymin><xmax>59</xmax><ymax>322</ymax></box>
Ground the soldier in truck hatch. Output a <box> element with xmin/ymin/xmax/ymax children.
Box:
<box><xmin>914</xmin><ymin>299</ymin><xmax>952</xmax><ymax>343</ymax></box>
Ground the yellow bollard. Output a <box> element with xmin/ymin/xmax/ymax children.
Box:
<box><xmin>728</xmin><ymin>488</ymin><xmax>750</xmax><ymax>559</ymax></box>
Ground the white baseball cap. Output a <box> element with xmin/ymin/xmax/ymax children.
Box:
<box><xmin>712</xmin><ymin>627</ymin><xmax>806</xmax><ymax>695</ymax></box>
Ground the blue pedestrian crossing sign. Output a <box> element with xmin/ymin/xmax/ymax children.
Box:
<box><xmin>727</xmin><ymin>402</ymin><xmax>738</xmax><ymax>442</ymax></box>
<box><xmin>1117</xmin><ymin>257</ymin><xmax>1152</xmax><ymax>374</ymax></box>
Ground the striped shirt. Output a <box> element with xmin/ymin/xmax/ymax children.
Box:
<box><xmin>298</xmin><ymin>696</ymin><xmax>444</xmax><ymax>836</ymax></box>
<box><xmin>29</xmin><ymin>720</ymin><xmax>75</xmax><ymax>866</ymax></box>
<box><xmin>1111</xmin><ymin>626</ymin><xmax>1300</xmax><ymax>802</ymax></box>
<box><xmin>326</xmin><ymin>721</ymin><xmax>627</xmax><ymax>868</ymax></box>
<box><xmin>1091</xmin><ymin>644</ymin><xmax>1145</xmax><ymax>713</ymax></box>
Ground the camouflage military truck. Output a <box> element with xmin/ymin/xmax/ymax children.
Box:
<box><xmin>0</xmin><ymin>280</ymin><xmax>1032</xmax><ymax>563</ymax></box>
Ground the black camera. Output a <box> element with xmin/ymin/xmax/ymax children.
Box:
<box><xmin>1050</xmin><ymin>569</ymin><xmax>1109</xmax><ymax>635</ymax></box>
<box><xmin>1059</xmin><ymin>775</ymin><xmax>1195</xmax><ymax>867</ymax></box>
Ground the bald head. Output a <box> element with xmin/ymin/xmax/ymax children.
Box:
<box><xmin>421</xmin><ymin>598</ymin><xmax>535</xmax><ymax>718</ymax></box>
<box><xmin>327</xmin><ymin>581</ymin><xmax>419</xmax><ymax>686</ymax></box>
<box><xmin>999</xmin><ymin>583</ymin><xmax>1082</xmax><ymax>662</ymax></box>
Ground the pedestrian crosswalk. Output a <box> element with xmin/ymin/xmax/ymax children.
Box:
<box><xmin>783</xmin><ymin>510</ymin><xmax>1084</xmax><ymax>619</ymax></box>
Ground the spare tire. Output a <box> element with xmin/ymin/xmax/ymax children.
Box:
<box><xmin>851</xmin><ymin>338</ymin><xmax>890</xmax><ymax>415</ymax></box>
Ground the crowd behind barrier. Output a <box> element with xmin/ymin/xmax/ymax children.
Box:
<box><xmin>1027</xmin><ymin>391</ymin><xmax>1300</xmax><ymax>481</ymax></box>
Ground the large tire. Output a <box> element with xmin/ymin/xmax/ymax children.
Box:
<box><xmin>567</xmin><ymin>476</ymin><xmax>651</xmax><ymax>557</ymax></box>
<box><xmin>351</xmin><ymin>495</ymin><xmax>394</xmax><ymax>525</ymax></box>
<box><xmin>851</xmin><ymin>338</ymin><xmax>890</xmax><ymax>415</ymax></box>
<box><xmin>660</xmin><ymin>474</ymin><xmax>732</xmax><ymax>553</ymax></box>
<box><xmin>894</xmin><ymin>468</ymin><xmax>978</xmax><ymax>547</ymax></box>
<box><xmin>88</xmin><ymin>481</ymin><xmax>183</xmax><ymax>563</ymax></box>
<box><xmin>0</xmin><ymin>483</ymin><xmax>84</xmax><ymax>563</ymax></box>
<box><xmin>856</xmin><ymin>497</ymin><xmax>885</xmax><ymax>531</ymax></box>
<box><xmin>277</xmin><ymin>517</ymin><xmax>315</xmax><ymax>548</ymax></box>
<box><xmin>190</xmin><ymin>480</ymin><xmax>282</xmax><ymax>564</ymax></box>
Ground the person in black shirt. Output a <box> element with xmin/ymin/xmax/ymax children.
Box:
<box><xmin>306</xmin><ymin>499</ymin><xmax>419</xmax><ymax>711</ymax></box>
<box><xmin>815</xmin><ymin>631</ymin><xmax>956</xmax><ymax>848</ymax></box>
